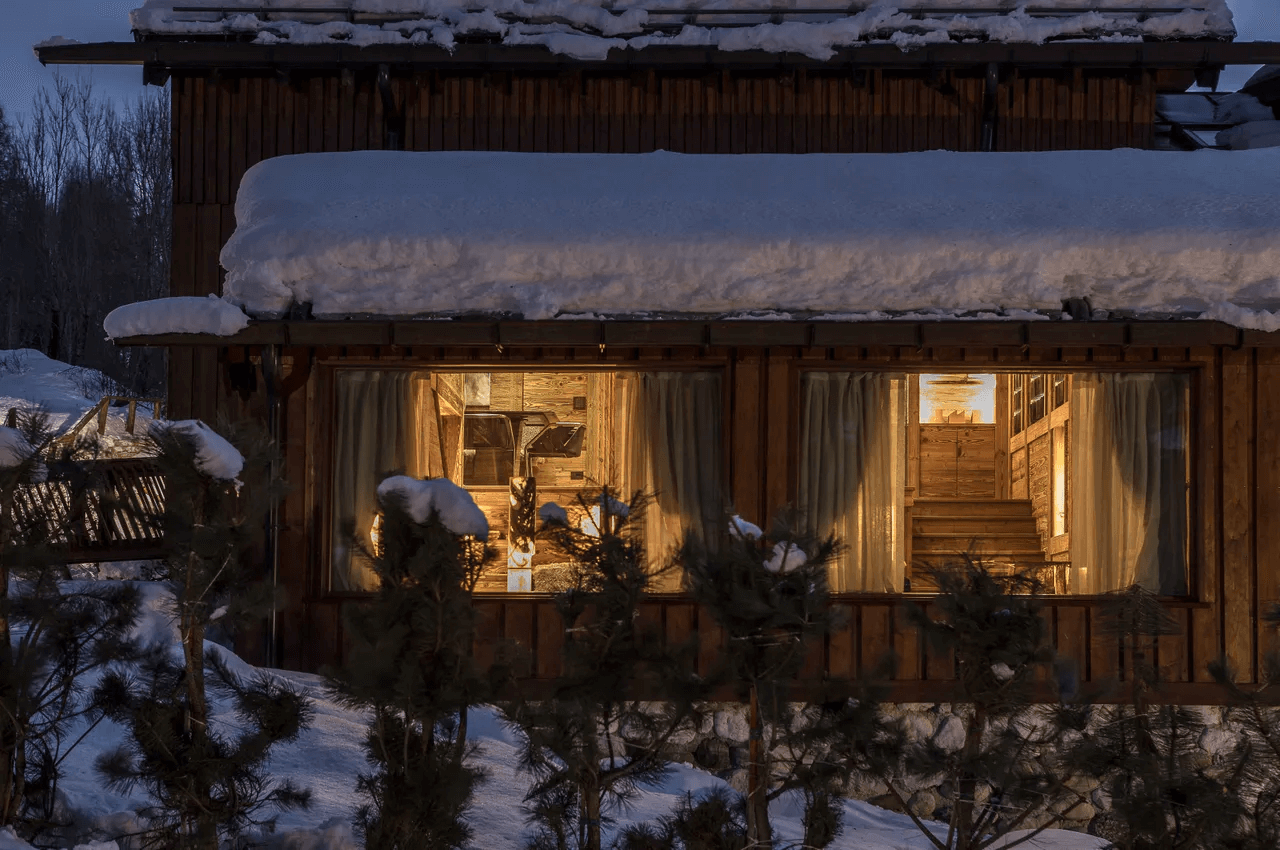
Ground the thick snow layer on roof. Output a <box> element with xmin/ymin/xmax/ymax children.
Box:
<box><xmin>103</xmin><ymin>295</ymin><xmax>251</xmax><ymax>339</ymax></box>
<box><xmin>130</xmin><ymin>0</ymin><xmax>1235</xmax><ymax>60</ymax></box>
<box><xmin>221</xmin><ymin>149</ymin><xmax>1280</xmax><ymax>325</ymax></box>
<box><xmin>159</xmin><ymin>419</ymin><xmax>245</xmax><ymax>481</ymax></box>
<box><xmin>376</xmin><ymin>475</ymin><xmax>490</xmax><ymax>537</ymax></box>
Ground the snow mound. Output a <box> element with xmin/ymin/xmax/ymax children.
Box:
<box><xmin>103</xmin><ymin>295</ymin><xmax>251</xmax><ymax>339</ymax></box>
<box><xmin>157</xmin><ymin>420</ymin><xmax>245</xmax><ymax>481</ymax></box>
<box><xmin>221</xmin><ymin>149</ymin><xmax>1280</xmax><ymax>324</ymax></box>
<box><xmin>127</xmin><ymin>0</ymin><xmax>1235</xmax><ymax>60</ymax></box>
<box><xmin>376</xmin><ymin>475</ymin><xmax>490</xmax><ymax>537</ymax></box>
<box><xmin>0</xmin><ymin>349</ymin><xmax>158</xmax><ymax>453</ymax></box>
<box><xmin>1217</xmin><ymin>120</ymin><xmax>1280</xmax><ymax>151</ymax></box>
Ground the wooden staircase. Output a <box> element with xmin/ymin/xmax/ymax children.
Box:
<box><xmin>909</xmin><ymin>498</ymin><xmax>1065</xmax><ymax>592</ymax></box>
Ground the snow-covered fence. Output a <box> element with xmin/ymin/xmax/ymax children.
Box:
<box><xmin>53</xmin><ymin>395</ymin><xmax>166</xmax><ymax>450</ymax></box>
<box><xmin>10</xmin><ymin>458</ymin><xmax>167</xmax><ymax>563</ymax></box>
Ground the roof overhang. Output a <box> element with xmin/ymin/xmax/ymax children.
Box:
<box><xmin>36</xmin><ymin>40</ymin><xmax>1280</xmax><ymax>75</ymax></box>
<box><xmin>109</xmin><ymin>318</ymin><xmax>1279</xmax><ymax>349</ymax></box>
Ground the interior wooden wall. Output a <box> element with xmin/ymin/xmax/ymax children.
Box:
<box><xmin>270</xmin><ymin>342</ymin><xmax>1280</xmax><ymax>703</ymax></box>
<box><xmin>170</xmin><ymin>66</ymin><xmax>1158</xmax><ymax>419</ymax></box>
<box><xmin>918</xmin><ymin>424</ymin><xmax>997</xmax><ymax>498</ymax></box>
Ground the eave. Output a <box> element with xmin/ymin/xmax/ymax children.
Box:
<box><xmin>109</xmin><ymin>318</ymin><xmax>1279</xmax><ymax>349</ymax></box>
<box><xmin>35</xmin><ymin>40</ymin><xmax>1280</xmax><ymax>74</ymax></box>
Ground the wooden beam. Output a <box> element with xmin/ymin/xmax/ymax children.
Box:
<box><xmin>38</xmin><ymin>40</ymin><xmax>1280</xmax><ymax>73</ymax></box>
<box><xmin>111</xmin><ymin>319</ymin><xmax>1273</xmax><ymax>351</ymax></box>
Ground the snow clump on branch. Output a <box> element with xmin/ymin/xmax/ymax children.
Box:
<box><xmin>0</xmin><ymin>428</ymin><xmax>30</xmax><ymax>468</ymax></box>
<box><xmin>155</xmin><ymin>420</ymin><xmax>245</xmax><ymax>481</ymax></box>
<box><xmin>763</xmin><ymin>541</ymin><xmax>807</xmax><ymax>574</ymax></box>
<box><xmin>377</xmin><ymin>475</ymin><xmax>490</xmax><ymax>538</ymax></box>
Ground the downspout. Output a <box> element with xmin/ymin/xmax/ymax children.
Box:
<box><xmin>981</xmin><ymin>62</ymin><xmax>1000</xmax><ymax>152</ymax></box>
<box><xmin>262</xmin><ymin>344</ymin><xmax>283</xmax><ymax>667</ymax></box>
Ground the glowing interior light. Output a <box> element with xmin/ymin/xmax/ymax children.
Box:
<box><xmin>370</xmin><ymin>512</ymin><xmax>384</xmax><ymax>558</ymax></box>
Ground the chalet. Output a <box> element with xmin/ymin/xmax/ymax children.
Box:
<box><xmin>36</xmin><ymin>0</ymin><xmax>1280</xmax><ymax>704</ymax></box>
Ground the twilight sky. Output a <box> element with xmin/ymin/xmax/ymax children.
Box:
<box><xmin>0</xmin><ymin>0</ymin><xmax>1276</xmax><ymax>121</ymax></box>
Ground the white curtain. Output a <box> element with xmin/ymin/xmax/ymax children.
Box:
<box><xmin>1070</xmin><ymin>373</ymin><xmax>1188</xmax><ymax>595</ymax></box>
<box><xmin>616</xmin><ymin>372</ymin><xmax>723</xmax><ymax>584</ymax></box>
<box><xmin>799</xmin><ymin>372</ymin><xmax>906</xmax><ymax>593</ymax></box>
<box><xmin>331</xmin><ymin>370</ymin><xmax>428</xmax><ymax>591</ymax></box>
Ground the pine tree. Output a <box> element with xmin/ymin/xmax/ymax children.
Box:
<box><xmin>93</xmin><ymin>420</ymin><xmax>310</xmax><ymax>849</ymax></box>
<box><xmin>613</xmin><ymin>788</ymin><xmax>749</xmax><ymax>850</ymax></box>
<box><xmin>0</xmin><ymin>412</ymin><xmax>143</xmax><ymax>840</ymax></box>
<box><xmin>871</xmin><ymin>560</ymin><xmax>1091</xmax><ymax>850</ymax></box>
<box><xmin>1068</xmin><ymin>585</ymin><xmax>1244</xmax><ymax>850</ymax></box>
<box><xmin>504</xmin><ymin>491</ymin><xmax>704</xmax><ymax>850</ymax></box>
<box><xmin>1211</xmin><ymin>603</ymin><xmax>1280</xmax><ymax>848</ymax></box>
<box><xmin>679</xmin><ymin>516</ymin><xmax>839</xmax><ymax>850</ymax></box>
<box><xmin>327</xmin><ymin>476</ymin><xmax>495</xmax><ymax>850</ymax></box>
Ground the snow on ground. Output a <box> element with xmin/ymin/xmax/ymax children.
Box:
<box><xmin>103</xmin><ymin>295</ymin><xmax>250</xmax><ymax>340</ymax></box>
<box><xmin>0</xmin><ymin>350</ymin><xmax>158</xmax><ymax>453</ymax></box>
<box><xmin>220</xmin><ymin>148</ymin><xmax>1280</xmax><ymax>326</ymax></box>
<box><xmin>36</xmin><ymin>582</ymin><xmax>1108</xmax><ymax>850</ymax></box>
<box><xmin>128</xmin><ymin>0</ymin><xmax>1235</xmax><ymax>62</ymax></box>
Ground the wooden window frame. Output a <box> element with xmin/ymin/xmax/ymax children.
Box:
<box><xmin>315</xmin><ymin>360</ymin><xmax>733</xmax><ymax>598</ymax></box>
<box><xmin>793</xmin><ymin>364</ymin><xmax>1198</xmax><ymax>600</ymax></box>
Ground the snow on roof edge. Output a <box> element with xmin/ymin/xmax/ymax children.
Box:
<box><xmin>128</xmin><ymin>0</ymin><xmax>1237</xmax><ymax>61</ymax></box>
<box><xmin>218</xmin><ymin>148</ymin><xmax>1280</xmax><ymax>330</ymax></box>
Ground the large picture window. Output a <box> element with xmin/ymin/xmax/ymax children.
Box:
<box><xmin>799</xmin><ymin>369</ymin><xmax>1191</xmax><ymax>596</ymax></box>
<box><xmin>330</xmin><ymin>369</ymin><xmax>722</xmax><ymax>593</ymax></box>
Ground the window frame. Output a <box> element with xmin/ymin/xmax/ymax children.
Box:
<box><xmin>792</xmin><ymin>363</ymin><xmax>1199</xmax><ymax>600</ymax></box>
<box><xmin>316</xmin><ymin>361</ymin><xmax>732</xmax><ymax>598</ymax></box>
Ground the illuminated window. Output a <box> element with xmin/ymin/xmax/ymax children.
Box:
<box><xmin>1011</xmin><ymin>374</ymin><xmax>1025</xmax><ymax>435</ymax></box>
<box><xmin>1028</xmin><ymin>374</ymin><xmax>1047</xmax><ymax>424</ymax></box>
<box><xmin>908</xmin><ymin>370</ymin><xmax>1188</xmax><ymax>596</ymax></box>
<box><xmin>1052</xmin><ymin>373</ymin><xmax>1068</xmax><ymax>409</ymax></box>
<box><xmin>330</xmin><ymin>369</ymin><xmax>723</xmax><ymax>593</ymax></box>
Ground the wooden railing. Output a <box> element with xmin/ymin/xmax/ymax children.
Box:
<box><xmin>9</xmin><ymin>458</ymin><xmax>166</xmax><ymax>562</ymax></box>
<box><xmin>52</xmin><ymin>396</ymin><xmax>165</xmax><ymax>448</ymax></box>
<box><xmin>302</xmin><ymin>593</ymin><xmax>1216</xmax><ymax>702</ymax></box>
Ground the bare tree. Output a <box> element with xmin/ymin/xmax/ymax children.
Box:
<box><xmin>4</xmin><ymin>74</ymin><xmax>169</xmax><ymax>395</ymax></box>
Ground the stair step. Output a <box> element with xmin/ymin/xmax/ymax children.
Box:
<box><xmin>911</xmin><ymin>500</ymin><xmax>1035</xmax><ymax>518</ymax></box>
<box><xmin>913</xmin><ymin>554</ymin><xmax>1050</xmax><ymax>567</ymax></box>
<box><xmin>913</xmin><ymin>518</ymin><xmax>1040</xmax><ymax>534</ymax></box>
<box><xmin>914</xmin><ymin>545</ymin><xmax>1046</xmax><ymax>555</ymax></box>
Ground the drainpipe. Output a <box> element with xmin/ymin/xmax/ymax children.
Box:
<box><xmin>981</xmin><ymin>62</ymin><xmax>1000</xmax><ymax>152</ymax></box>
<box><xmin>262</xmin><ymin>344</ymin><xmax>283</xmax><ymax>667</ymax></box>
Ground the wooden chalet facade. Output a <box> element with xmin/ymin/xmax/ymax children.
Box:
<box><xmin>38</xmin><ymin>6</ymin><xmax>1280</xmax><ymax>703</ymax></box>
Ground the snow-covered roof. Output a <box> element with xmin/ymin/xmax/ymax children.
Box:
<box><xmin>219</xmin><ymin>148</ymin><xmax>1280</xmax><ymax>328</ymax></box>
<box><xmin>104</xmin><ymin>295</ymin><xmax>251</xmax><ymax>339</ymax></box>
<box><xmin>130</xmin><ymin>0</ymin><xmax>1235</xmax><ymax>62</ymax></box>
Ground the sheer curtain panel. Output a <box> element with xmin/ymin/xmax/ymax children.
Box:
<box><xmin>331</xmin><ymin>371</ymin><xmax>425</xmax><ymax>591</ymax></box>
<box><xmin>616</xmin><ymin>372</ymin><xmax>723</xmax><ymax>584</ymax></box>
<box><xmin>799</xmin><ymin>372</ymin><xmax>906</xmax><ymax>592</ymax></box>
<box><xmin>1070</xmin><ymin>373</ymin><xmax>1189</xmax><ymax>595</ymax></box>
